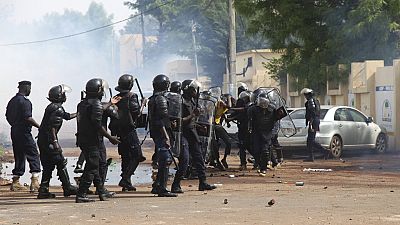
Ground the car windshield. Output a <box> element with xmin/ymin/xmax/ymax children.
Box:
<box><xmin>283</xmin><ymin>108</ymin><xmax>328</xmax><ymax>120</ymax></box>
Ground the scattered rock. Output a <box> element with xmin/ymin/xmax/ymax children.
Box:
<box><xmin>188</xmin><ymin>185</ymin><xmax>193</xmax><ymax>187</ymax></box>
<box><xmin>267</xmin><ymin>199</ymin><xmax>275</xmax><ymax>206</ymax></box>
<box><xmin>349</xmin><ymin>218</ymin><xmax>352</xmax><ymax>220</ymax></box>
<box><xmin>210</xmin><ymin>173</ymin><xmax>214</xmax><ymax>177</ymax></box>
<box><xmin>203</xmin><ymin>192</ymin><xmax>207</xmax><ymax>195</ymax></box>
<box><xmin>224</xmin><ymin>199</ymin><xmax>228</xmax><ymax>204</ymax></box>
<box><xmin>228</xmin><ymin>175</ymin><xmax>235</xmax><ymax>178</ymax></box>
<box><xmin>390</xmin><ymin>190</ymin><xmax>394</xmax><ymax>193</ymax></box>
<box><xmin>278</xmin><ymin>181</ymin><xmax>282</xmax><ymax>183</ymax></box>
<box><xmin>275</xmin><ymin>189</ymin><xmax>279</xmax><ymax>192</ymax></box>
<box><xmin>277</xmin><ymin>176</ymin><xmax>281</xmax><ymax>178</ymax></box>
<box><xmin>91</xmin><ymin>214</ymin><xmax>95</xmax><ymax>218</ymax></box>
<box><xmin>324</xmin><ymin>186</ymin><xmax>328</xmax><ymax>189</ymax></box>
<box><xmin>295</xmin><ymin>182</ymin><xmax>304</xmax><ymax>186</ymax></box>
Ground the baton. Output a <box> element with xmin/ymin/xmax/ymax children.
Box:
<box><xmin>135</xmin><ymin>78</ymin><xmax>144</xmax><ymax>101</ymax></box>
<box><xmin>196</xmin><ymin>86</ymin><xmax>200</xmax><ymax>108</ymax></box>
<box><xmin>168</xmin><ymin>148</ymin><xmax>179</xmax><ymax>170</ymax></box>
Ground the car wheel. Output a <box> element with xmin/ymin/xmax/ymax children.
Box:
<box><xmin>330</xmin><ymin>135</ymin><xmax>343</xmax><ymax>158</ymax></box>
<box><xmin>375</xmin><ymin>133</ymin><xmax>387</xmax><ymax>154</ymax></box>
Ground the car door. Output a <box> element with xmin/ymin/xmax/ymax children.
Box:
<box><xmin>333</xmin><ymin>108</ymin><xmax>357</xmax><ymax>146</ymax></box>
<box><xmin>347</xmin><ymin>108</ymin><xmax>372</xmax><ymax>146</ymax></box>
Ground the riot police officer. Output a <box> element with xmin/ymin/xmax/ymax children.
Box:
<box><xmin>228</xmin><ymin>90</ymin><xmax>254</xmax><ymax>170</ymax></box>
<box><xmin>170</xmin><ymin>81</ymin><xmax>182</xmax><ymax>94</ymax></box>
<box><xmin>301</xmin><ymin>88</ymin><xmax>329</xmax><ymax>162</ymax></box>
<box><xmin>248</xmin><ymin>93</ymin><xmax>278</xmax><ymax>176</ymax></box>
<box><xmin>75</xmin><ymin>78</ymin><xmax>120</xmax><ymax>203</ymax></box>
<box><xmin>6</xmin><ymin>81</ymin><xmax>41</xmax><ymax>192</ymax></box>
<box><xmin>181</xmin><ymin>79</ymin><xmax>216</xmax><ymax>191</ymax></box>
<box><xmin>37</xmin><ymin>84</ymin><xmax>77</xmax><ymax>199</ymax></box>
<box><xmin>148</xmin><ymin>74</ymin><xmax>177</xmax><ymax>197</ymax></box>
<box><xmin>237</xmin><ymin>82</ymin><xmax>248</xmax><ymax>96</ymax></box>
<box><xmin>111</xmin><ymin>74</ymin><xmax>146</xmax><ymax>192</ymax></box>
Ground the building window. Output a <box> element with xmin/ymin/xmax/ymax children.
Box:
<box><xmin>247</xmin><ymin>57</ymin><xmax>253</xmax><ymax>67</ymax></box>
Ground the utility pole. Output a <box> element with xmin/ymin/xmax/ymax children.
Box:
<box><xmin>228</xmin><ymin>0</ymin><xmax>237</xmax><ymax>96</ymax></box>
<box><xmin>191</xmin><ymin>20</ymin><xmax>199</xmax><ymax>80</ymax></box>
<box><xmin>140</xmin><ymin>2</ymin><xmax>146</xmax><ymax>70</ymax></box>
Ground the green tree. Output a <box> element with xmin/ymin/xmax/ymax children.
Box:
<box><xmin>124</xmin><ymin>0</ymin><xmax>269</xmax><ymax>84</ymax></box>
<box><xmin>235</xmin><ymin>0</ymin><xmax>400</xmax><ymax>94</ymax></box>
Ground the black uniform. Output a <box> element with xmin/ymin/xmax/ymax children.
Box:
<box><xmin>149</xmin><ymin>91</ymin><xmax>174</xmax><ymax>195</ymax></box>
<box><xmin>182</xmin><ymin>97</ymin><xmax>207</xmax><ymax>181</ymax></box>
<box><xmin>76</xmin><ymin>97</ymin><xmax>104</xmax><ymax>196</ymax></box>
<box><xmin>231</xmin><ymin>98</ymin><xmax>253</xmax><ymax>167</ymax></box>
<box><xmin>6</xmin><ymin>93</ymin><xmax>41</xmax><ymax>176</ymax></box>
<box><xmin>248</xmin><ymin>105</ymin><xmax>277</xmax><ymax>172</ymax></box>
<box><xmin>112</xmin><ymin>92</ymin><xmax>144</xmax><ymax>191</ymax></box>
<box><xmin>305</xmin><ymin>97</ymin><xmax>326</xmax><ymax>159</ymax></box>
<box><xmin>37</xmin><ymin>103</ymin><xmax>76</xmax><ymax>197</ymax></box>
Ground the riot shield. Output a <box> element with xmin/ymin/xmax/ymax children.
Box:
<box><xmin>195</xmin><ymin>97</ymin><xmax>216</xmax><ymax>158</ymax></box>
<box><xmin>165</xmin><ymin>92</ymin><xmax>182</xmax><ymax>157</ymax></box>
<box><xmin>255</xmin><ymin>87</ymin><xmax>297</xmax><ymax>138</ymax></box>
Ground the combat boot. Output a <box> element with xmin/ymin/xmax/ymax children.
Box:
<box><xmin>10</xmin><ymin>176</ymin><xmax>27</xmax><ymax>191</ymax></box>
<box><xmin>75</xmin><ymin>193</ymin><xmax>95</xmax><ymax>203</ymax></box>
<box><xmin>198</xmin><ymin>178</ymin><xmax>216</xmax><ymax>191</ymax></box>
<box><xmin>37</xmin><ymin>181</ymin><xmax>56</xmax><ymax>199</ymax></box>
<box><xmin>119</xmin><ymin>177</ymin><xmax>136</xmax><ymax>192</ymax></box>
<box><xmin>171</xmin><ymin>177</ymin><xmax>183</xmax><ymax>194</ymax></box>
<box><xmin>58</xmin><ymin>167</ymin><xmax>78</xmax><ymax>197</ymax></box>
<box><xmin>157</xmin><ymin>168</ymin><xmax>177</xmax><ymax>197</ymax></box>
<box><xmin>30</xmin><ymin>175</ymin><xmax>40</xmax><ymax>192</ymax></box>
<box><xmin>96</xmin><ymin>186</ymin><xmax>113</xmax><ymax>201</ymax></box>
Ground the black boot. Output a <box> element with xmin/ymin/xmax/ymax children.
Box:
<box><xmin>37</xmin><ymin>180</ymin><xmax>56</xmax><ymax>199</ymax></box>
<box><xmin>119</xmin><ymin>177</ymin><xmax>137</xmax><ymax>192</ymax></box>
<box><xmin>157</xmin><ymin>168</ymin><xmax>177</xmax><ymax>197</ymax></box>
<box><xmin>171</xmin><ymin>176</ymin><xmax>183</xmax><ymax>194</ymax></box>
<box><xmin>75</xmin><ymin>192</ymin><xmax>95</xmax><ymax>203</ymax></box>
<box><xmin>198</xmin><ymin>178</ymin><xmax>216</xmax><ymax>191</ymax></box>
<box><xmin>96</xmin><ymin>186</ymin><xmax>115</xmax><ymax>200</ymax></box>
<box><xmin>95</xmin><ymin>184</ymin><xmax>110</xmax><ymax>201</ymax></box>
<box><xmin>58</xmin><ymin>168</ymin><xmax>78</xmax><ymax>197</ymax></box>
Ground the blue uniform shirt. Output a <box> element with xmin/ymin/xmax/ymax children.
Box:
<box><xmin>6</xmin><ymin>93</ymin><xmax>33</xmax><ymax>129</ymax></box>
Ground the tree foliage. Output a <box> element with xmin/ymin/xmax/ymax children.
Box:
<box><xmin>235</xmin><ymin>0</ymin><xmax>400</xmax><ymax>94</ymax></box>
<box><xmin>124</xmin><ymin>0</ymin><xmax>269</xmax><ymax>83</ymax></box>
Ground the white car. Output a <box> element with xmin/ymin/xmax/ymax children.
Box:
<box><xmin>278</xmin><ymin>105</ymin><xmax>388</xmax><ymax>158</ymax></box>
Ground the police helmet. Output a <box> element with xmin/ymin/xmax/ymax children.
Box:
<box><xmin>256</xmin><ymin>93</ymin><xmax>272</xmax><ymax>110</ymax></box>
<box><xmin>300</xmin><ymin>88</ymin><xmax>314</xmax><ymax>100</ymax></box>
<box><xmin>115</xmin><ymin>74</ymin><xmax>134</xmax><ymax>93</ymax></box>
<box><xmin>250</xmin><ymin>88</ymin><xmax>266</xmax><ymax>103</ymax></box>
<box><xmin>153</xmin><ymin>74</ymin><xmax>170</xmax><ymax>92</ymax></box>
<box><xmin>85</xmin><ymin>78</ymin><xmax>108</xmax><ymax>98</ymax></box>
<box><xmin>237</xmin><ymin>82</ymin><xmax>248</xmax><ymax>95</ymax></box>
<box><xmin>239</xmin><ymin>90</ymin><xmax>252</xmax><ymax>104</ymax></box>
<box><xmin>170</xmin><ymin>81</ymin><xmax>182</xmax><ymax>93</ymax></box>
<box><xmin>48</xmin><ymin>84</ymin><xmax>72</xmax><ymax>103</ymax></box>
<box><xmin>182</xmin><ymin>79</ymin><xmax>201</xmax><ymax>95</ymax></box>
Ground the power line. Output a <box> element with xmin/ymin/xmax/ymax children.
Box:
<box><xmin>0</xmin><ymin>0</ymin><xmax>174</xmax><ymax>47</ymax></box>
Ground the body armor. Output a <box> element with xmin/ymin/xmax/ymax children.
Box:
<box><xmin>76</xmin><ymin>98</ymin><xmax>103</xmax><ymax>147</ymax></box>
<box><xmin>149</xmin><ymin>91</ymin><xmax>171</xmax><ymax>137</ymax></box>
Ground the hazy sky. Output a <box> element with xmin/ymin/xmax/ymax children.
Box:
<box><xmin>0</xmin><ymin>1</ymin><xmax>138</xmax><ymax>138</ymax></box>
<box><xmin>5</xmin><ymin>0</ymin><xmax>134</xmax><ymax>30</ymax></box>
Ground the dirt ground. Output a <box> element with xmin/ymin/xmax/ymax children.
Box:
<box><xmin>1</xmin><ymin>147</ymin><xmax>400</xmax><ymax>225</ymax></box>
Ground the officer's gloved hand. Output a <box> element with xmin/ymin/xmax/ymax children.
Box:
<box><xmin>109</xmin><ymin>136</ymin><xmax>121</xmax><ymax>145</ymax></box>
